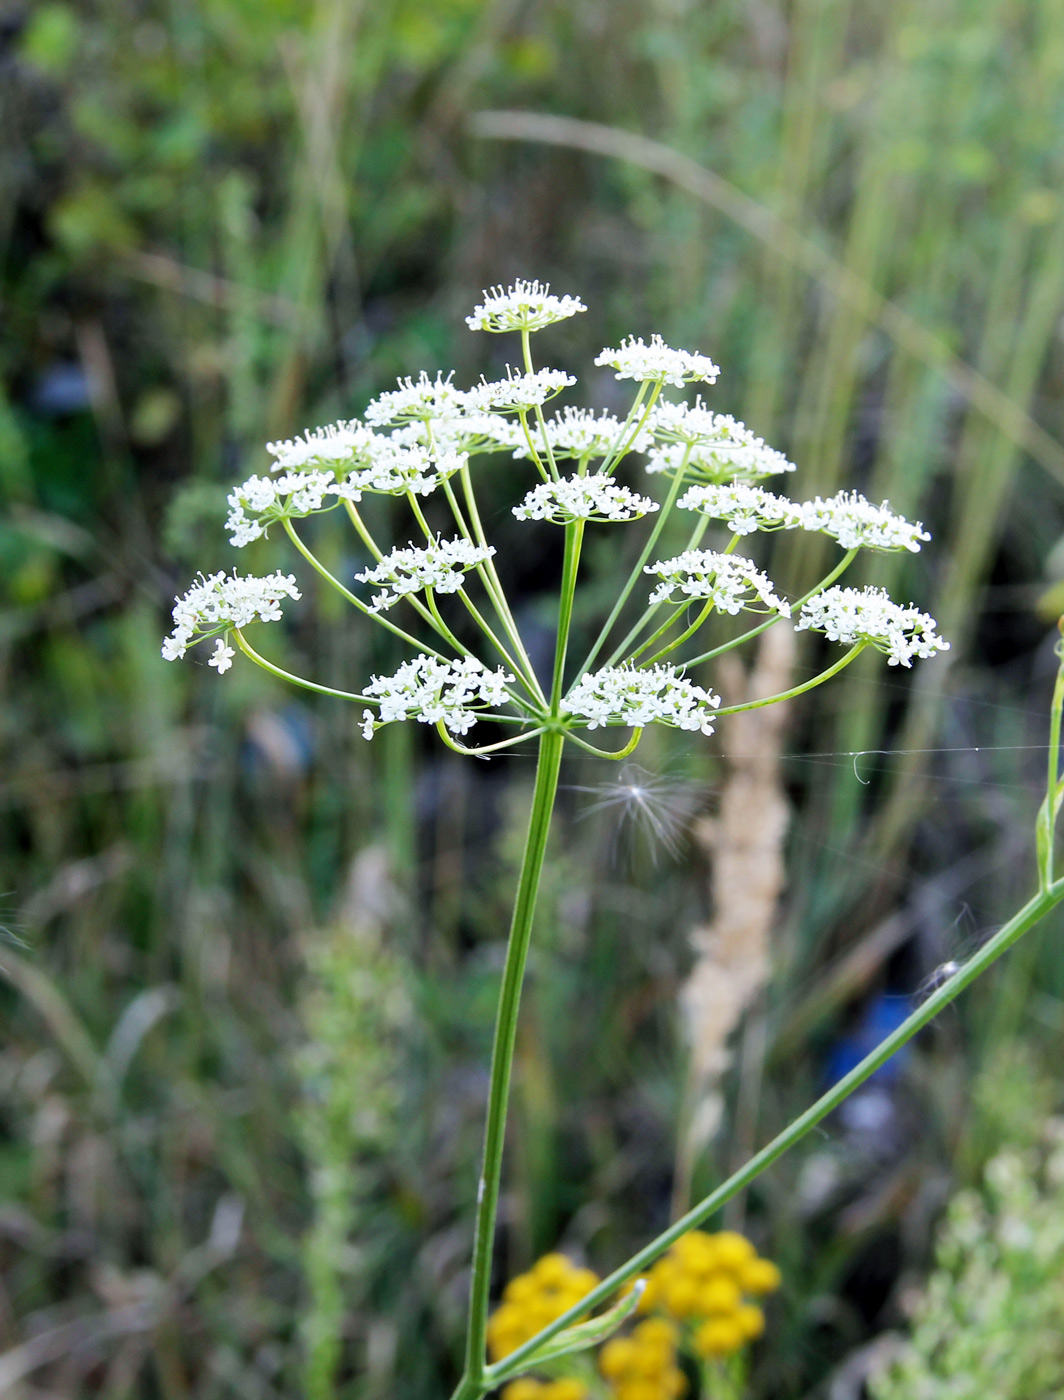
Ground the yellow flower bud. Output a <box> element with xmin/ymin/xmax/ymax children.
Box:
<box><xmin>711</xmin><ymin>1232</ymin><xmax>755</xmax><ymax>1271</ymax></box>
<box><xmin>533</xmin><ymin>1253</ymin><xmax>573</xmax><ymax>1287</ymax></box>
<box><xmin>739</xmin><ymin>1257</ymin><xmax>781</xmax><ymax>1295</ymax></box>
<box><xmin>504</xmin><ymin>1274</ymin><xmax>540</xmax><ymax>1304</ymax></box>
<box><xmin>698</xmin><ymin>1275</ymin><xmax>742</xmax><ymax>1316</ymax></box>
<box><xmin>663</xmin><ymin>1365</ymin><xmax>689</xmax><ymax>1397</ymax></box>
<box><xmin>662</xmin><ymin>1274</ymin><xmax>699</xmax><ymax>1318</ymax></box>
<box><xmin>736</xmin><ymin>1303</ymin><xmax>765</xmax><ymax>1340</ymax></box>
<box><xmin>600</xmin><ymin>1337</ymin><xmax>638</xmax><ymax>1379</ymax></box>
<box><xmin>502</xmin><ymin>1381</ymin><xmax>544</xmax><ymax>1400</ymax></box>
<box><xmin>543</xmin><ymin>1379</ymin><xmax>588</xmax><ymax>1400</ymax></box>
<box><xmin>633</xmin><ymin>1318</ymin><xmax>678</xmax><ymax>1348</ymax></box>
<box><xmin>568</xmin><ymin>1267</ymin><xmax>600</xmax><ymax>1295</ymax></box>
<box><xmin>693</xmin><ymin>1316</ymin><xmax>746</xmax><ymax>1358</ymax></box>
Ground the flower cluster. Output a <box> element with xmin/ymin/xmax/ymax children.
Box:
<box><xmin>677</xmin><ymin>482</ymin><xmax>802</xmax><ymax>535</ymax></box>
<box><xmin>364</xmin><ymin>371</ymin><xmax>472</xmax><ymax>425</ymax></box>
<box><xmin>361</xmin><ymin>655</ymin><xmax>514</xmax><ymax>739</ymax></box>
<box><xmin>595</xmin><ymin>335</ymin><xmax>721</xmax><ymax>388</ymax></box>
<box><xmin>645</xmin><ymin>550</ymin><xmax>790</xmax><ymax>615</ymax></box>
<box><xmin>226</xmin><ymin>470</ymin><xmax>351</xmax><ymax>547</ymax></box>
<box><xmin>162</xmin><ymin>571</ymin><xmax>301</xmax><ymax>661</ymax></box>
<box><xmin>564</xmin><ymin>665</ymin><xmax>721</xmax><ymax>735</ymax></box>
<box><xmin>796</xmin><ymin>585</ymin><xmax>950</xmax><ymax>667</ymax></box>
<box><xmin>487</xmin><ymin>1254</ymin><xmax>601</xmax><ymax>1363</ymax></box>
<box><xmin>502</xmin><ymin>407</ymin><xmax>645</xmax><ymax>462</ymax></box>
<box><xmin>355</xmin><ymin>539</ymin><xmax>494</xmax><ymax>612</ymax></box>
<box><xmin>599</xmin><ymin>1318</ymin><xmax>687</xmax><ymax>1400</ymax></box>
<box><xmin>799</xmin><ymin>490</ymin><xmax>930</xmax><ymax>552</ymax></box>
<box><xmin>470</xmin><ymin>368</ymin><xmax>576</xmax><ymax>414</ymax></box>
<box><xmin>637</xmin><ymin>1230</ymin><xmax>779</xmax><ymax>1360</ymax></box>
<box><xmin>266</xmin><ymin>420</ymin><xmax>376</xmax><ymax>472</ymax></box>
<box><xmin>501</xmin><ymin>1380</ymin><xmax>588</xmax><ymax>1400</ymax></box>
<box><xmin>514</xmin><ymin>476</ymin><xmax>660</xmax><ymax>524</ymax></box>
<box><xmin>466</xmin><ymin>280</ymin><xmax>588</xmax><ymax>334</ymax></box>
<box><xmin>646</xmin><ymin>404</ymin><xmax>795</xmax><ymax>483</ymax></box>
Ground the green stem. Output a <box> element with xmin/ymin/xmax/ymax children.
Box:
<box><xmin>282</xmin><ymin>518</ymin><xmax>449</xmax><ymax>660</ymax></box>
<box><xmin>551</xmin><ymin>521</ymin><xmax>585</xmax><ymax>713</ymax></box>
<box><xmin>456</xmin><ymin>729</ymin><xmax>566</xmax><ymax>1397</ymax></box>
<box><xmin>602</xmin><ymin>516</ymin><xmax>715</xmax><ymax>668</ymax></box>
<box><xmin>484</xmin><ymin>879</ymin><xmax>1064</xmax><ymax>1387</ymax></box>
<box><xmin>564</xmin><ymin>728</ymin><xmax>643</xmax><ymax>760</ymax></box>
<box><xmin>1038</xmin><ymin>642</ymin><xmax>1064</xmax><ymax>888</ymax></box>
<box><xmin>640</xmin><ymin>598</ymin><xmax>716</xmax><ymax>668</ymax></box>
<box><xmin>232</xmin><ymin>629</ymin><xmax>369</xmax><ymax>703</ymax></box>
<box><xmin>712</xmin><ymin>643</ymin><xmax>866</xmax><ymax>717</ymax></box>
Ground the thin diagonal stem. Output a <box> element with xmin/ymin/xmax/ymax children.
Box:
<box><xmin>232</xmin><ymin>629</ymin><xmax>369</xmax><ymax>702</ymax></box>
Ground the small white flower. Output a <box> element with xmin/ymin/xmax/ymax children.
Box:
<box><xmin>798</xmin><ymin>490</ymin><xmax>931</xmax><ymax>553</ymax></box>
<box><xmin>355</xmin><ymin>538</ymin><xmax>495</xmax><ymax>611</ymax></box>
<box><xmin>162</xmin><ymin>571</ymin><xmax>302</xmax><ymax>661</ymax></box>
<box><xmin>468</xmin><ymin>367</ymin><xmax>576</xmax><ymax>414</ymax></box>
<box><xmin>364</xmin><ymin>372</ymin><xmax>472</xmax><ymax>426</ymax></box>
<box><xmin>226</xmin><ymin>469</ymin><xmax>338</xmax><ymax>546</ymax></box>
<box><xmin>677</xmin><ymin>482</ymin><xmax>803</xmax><ymax>535</ymax></box>
<box><xmin>796</xmin><ymin>585</ymin><xmax>949</xmax><ymax>667</ymax></box>
<box><xmin>208</xmin><ymin>638</ymin><xmax>235</xmax><ymax>673</ymax></box>
<box><xmin>594</xmin><ymin>335</ymin><xmax>720</xmax><ymax>388</ymax></box>
<box><xmin>565</xmin><ymin>664</ymin><xmax>721</xmax><ymax>735</ymax></box>
<box><xmin>466</xmin><ymin>280</ymin><xmax>588</xmax><ymax>333</ymax></box>
<box><xmin>505</xmin><ymin>406</ymin><xmax>649</xmax><ymax>462</ymax></box>
<box><xmin>361</xmin><ymin>654</ymin><xmax>516</xmax><ymax>738</ymax></box>
<box><xmin>266</xmin><ymin>421</ymin><xmax>376</xmax><ymax>472</ymax></box>
<box><xmin>513</xmin><ymin>474</ymin><xmax>660</xmax><ymax>524</ymax></box>
<box><xmin>645</xmin><ymin>550</ymin><xmax>790</xmax><ymax>615</ymax></box>
<box><xmin>645</xmin><ymin>403</ymin><xmax>795</xmax><ymax>482</ymax></box>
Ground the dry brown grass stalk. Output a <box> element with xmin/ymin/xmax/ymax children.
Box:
<box><xmin>673</xmin><ymin>623</ymin><xmax>795</xmax><ymax>1215</ymax></box>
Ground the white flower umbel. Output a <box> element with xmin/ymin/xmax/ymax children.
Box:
<box><xmin>468</xmin><ymin>367</ymin><xmax>576</xmax><ymax>414</ymax></box>
<box><xmin>796</xmin><ymin>586</ymin><xmax>950</xmax><ymax>667</ymax></box>
<box><xmin>351</xmin><ymin>441</ymin><xmax>468</xmax><ymax>497</ymax></box>
<box><xmin>513</xmin><ymin>474</ymin><xmax>660</xmax><ymax>524</ymax></box>
<box><xmin>678</xmin><ymin>482</ymin><xmax>804</xmax><ymax>535</ymax></box>
<box><xmin>161</xmin><ymin>570</ymin><xmax>302</xmax><ymax>661</ymax></box>
<box><xmin>355</xmin><ymin>538</ymin><xmax>495</xmax><ymax>612</ymax></box>
<box><xmin>266</xmin><ymin>421</ymin><xmax>376</xmax><ymax>472</ymax></box>
<box><xmin>506</xmin><ymin>406</ymin><xmax>648</xmax><ymax>462</ymax></box>
<box><xmin>565</xmin><ymin>663</ymin><xmax>721</xmax><ymax>735</ymax></box>
<box><xmin>595</xmin><ymin>335</ymin><xmax>721</xmax><ymax>388</ymax></box>
<box><xmin>646</xmin><ymin>404</ymin><xmax>796</xmax><ymax>483</ymax></box>
<box><xmin>466</xmin><ymin>280</ymin><xmax>587</xmax><ymax>333</ymax></box>
<box><xmin>799</xmin><ymin>490</ymin><xmax>931</xmax><ymax>553</ymax></box>
<box><xmin>361</xmin><ymin>654</ymin><xmax>515</xmax><ymax>739</ymax></box>
<box><xmin>645</xmin><ymin>550</ymin><xmax>791</xmax><ymax>616</ymax></box>
<box><xmin>364</xmin><ymin>372</ymin><xmax>472</xmax><ymax>426</ymax></box>
<box><xmin>226</xmin><ymin>469</ymin><xmax>339</xmax><ymax>547</ymax></box>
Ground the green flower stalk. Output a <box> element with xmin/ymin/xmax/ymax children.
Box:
<box><xmin>162</xmin><ymin>280</ymin><xmax>956</xmax><ymax>1398</ymax></box>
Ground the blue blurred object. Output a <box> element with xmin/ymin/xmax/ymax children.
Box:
<box><xmin>32</xmin><ymin>362</ymin><xmax>92</xmax><ymax>415</ymax></box>
<box><xmin>826</xmin><ymin>992</ymin><xmax>912</xmax><ymax>1088</ymax></box>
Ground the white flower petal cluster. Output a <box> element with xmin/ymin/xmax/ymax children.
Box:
<box><xmin>678</xmin><ymin>482</ymin><xmax>803</xmax><ymax>534</ymax></box>
<box><xmin>266</xmin><ymin>421</ymin><xmax>376</xmax><ymax>472</ymax></box>
<box><xmin>209</xmin><ymin>638</ymin><xmax>235</xmax><ymax>673</ymax></box>
<box><xmin>355</xmin><ymin>538</ymin><xmax>495</xmax><ymax>611</ymax></box>
<box><xmin>565</xmin><ymin>664</ymin><xmax>721</xmax><ymax>735</ymax></box>
<box><xmin>162</xmin><ymin>571</ymin><xmax>302</xmax><ymax>661</ymax></box>
<box><xmin>645</xmin><ymin>549</ymin><xmax>790</xmax><ymax>615</ymax></box>
<box><xmin>364</xmin><ymin>372</ymin><xmax>472</xmax><ymax>425</ymax></box>
<box><xmin>350</xmin><ymin>442</ymin><xmax>468</xmax><ymax>497</ymax></box>
<box><xmin>645</xmin><ymin>403</ymin><xmax>795</xmax><ymax>482</ymax></box>
<box><xmin>468</xmin><ymin>367</ymin><xmax>576</xmax><ymax>414</ymax></box>
<box><xmin>226</xmin><ymin>469</ymin><xmax>340</xmax><ymax>546</ymax></box>
<box><xmin>595</xmin><ymin>335</ymin><xmax>721</xmax><ymax>388</ymax></box>
<box><xmin>798</xmin><ymin>490</ymin><xmax>931</xmax><ymax>552</ymax></box>
<box><xmin>466</xmin><ymin>280</ymin><xmax>587</xmax><ymax>333</ymax></box>
<box><xmin>513</xmin><ymin>474</ymin><xmax>660</xmax><ymax>523</ymax></box>
<box><xmin>361</xmin><ymin>654</ymin><xmax>515</xmax><ymax>739</ymax></box>
<box><xmin>501</xmin><ymin>406</ymin><xmax>649</xmax><ymax>461</ymax></box>
<box><xmin>796</xmin><ymin>586</ymin><xmax>949</xmax><ymax>667</ymax></box>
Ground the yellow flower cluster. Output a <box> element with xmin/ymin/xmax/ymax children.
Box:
<box><xmin>637</xmin><ymin>1231</ymin><xmax>780</xmax><ymax>1359</ymax></box>
<box><xmin>501</xmin><ymin>1380</ymin><xmax>588</xmax><ymax>1400</ymax></box>
<box><xmin>599</xmin><ymin>1318</ymin><xmax>687</xmax><ymax>1400</ymax></box>
<box><xmin>488</xmin><ymin>1253</ymin><xmax>600</xmax><ymax>1363</ymax></box>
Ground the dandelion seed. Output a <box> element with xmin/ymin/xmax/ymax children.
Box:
<box><xmin>567</xmin><ymin>764</ymin><xmax>703</xmax><ymax>860</ymax></box>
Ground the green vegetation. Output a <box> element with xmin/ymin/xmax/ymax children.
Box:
<box><xmin>3</xmin><ymin>1</ymin><xmax>1064</xmax><ymax>1397</ymax></box>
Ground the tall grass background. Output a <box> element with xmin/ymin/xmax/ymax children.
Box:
<box><xmin>3</xmin><ymin>1</ymin><xmax>1064</xmax><ymax>1395</ymax></box>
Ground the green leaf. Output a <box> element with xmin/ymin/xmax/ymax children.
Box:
<box><xmin>488</xmin><ymin>1281</ymin><xmax>646</xmax><ymax>1381</ymax></box>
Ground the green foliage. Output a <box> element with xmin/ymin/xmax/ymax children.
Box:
<box><xmin>871</xmin><ymin>1133</ymin><xmax>1064</xmax><ymax>1399</ymax></box>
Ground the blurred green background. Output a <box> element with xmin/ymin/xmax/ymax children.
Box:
<box><xmin>4</xmin><ymin>0</ymin><xmax>1064</xmax><ymax>1396</ymax></box>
